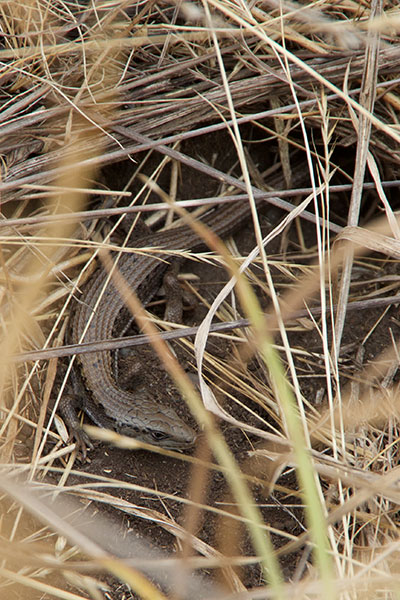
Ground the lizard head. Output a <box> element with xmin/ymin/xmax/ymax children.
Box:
<box><xmin>115</xmin><ymin>404</ymin><xmax>197</xmax><ymax>450</ymax></box>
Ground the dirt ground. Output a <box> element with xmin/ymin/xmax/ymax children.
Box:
<box><xmin>43</xmin><ymin>129</ymin><xmax>400</xmax><ymax>599</ymax></box>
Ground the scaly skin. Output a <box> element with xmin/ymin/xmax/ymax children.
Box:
<box><xmin>62</xmin><ymin>181</ymin><xmax>288</xmax><ymax>452</ymax></box>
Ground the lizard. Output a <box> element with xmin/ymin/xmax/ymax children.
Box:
<box><xmin>59</xmin><ymin>172</ymin><xmax>297</xmax><ymax>456</ymax></box>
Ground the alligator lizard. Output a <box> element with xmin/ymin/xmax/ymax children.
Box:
<box><xmin>60</xmin><ymin>186</ymin><xmax>278</xmax><ymax>454</ymax></box>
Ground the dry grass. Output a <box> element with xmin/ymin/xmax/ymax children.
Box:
<box><xmin>2</xmin><ymin>0</ymin><xmax>400</xmax><ymax>598</ymax></box>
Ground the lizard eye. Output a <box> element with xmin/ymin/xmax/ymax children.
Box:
<box><xmin>151</xmin><ymin>431</ymin><xmax>169</xmax><ymax>441</ymax></box>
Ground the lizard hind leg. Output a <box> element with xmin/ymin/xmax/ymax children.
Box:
<box><xmin>162</xmin><ymin>264</ymin><xmax>184</xmax><ymax>323</ymax></box>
